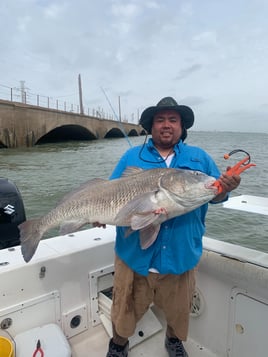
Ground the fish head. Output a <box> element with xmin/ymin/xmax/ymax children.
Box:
<box><xmin>160</xmin><ymin>169</ymin><xmax>218</xmax><ymax>207</ymax></box>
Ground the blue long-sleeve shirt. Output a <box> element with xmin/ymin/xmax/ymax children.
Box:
<box><xmin>110</xmin><ymin>139</ymin><xmax>222</xmax><ymax>276</ymax></box>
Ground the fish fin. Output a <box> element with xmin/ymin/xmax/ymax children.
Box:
<box><xmin>121</xmin><ymin>166</ymin><xmax>144</xmax><ymax>177</ymax></box>
<box><xmin>60</xmin><ymin>219</ymin><xmax>88</xmax><ymax>235</ymax></box>
<box><xmin>19</xmin><ymin>218</ymin><xmax>43</xmax><ymax>263</ymax></box>
<box><xmin>139</xmin><ymin>224</ymin><xmax>161</xmax><ymax>249</ymax></box>
<box><xmin>124</xmin><ymin>227</ymin><xmax>134</xmax><ymax>237</ymax></box>
<box><xmin>123</xmin><ymin>224</ymin><xmax>160</xmax><ymax>249</ymax></box>
<box><xmin>57</xmin><ymin>178</ymin><xmax>107</xmax><ymax>205</ymax></box>
<box><xmin>114</xmin><ymin>192</ymin><xmax>158</xmax><ymax>226</ymax></box>
<box><xmin>130</xmin><ymin>211</ymin><xmax>162</xmax><ymax>230</ymax></box>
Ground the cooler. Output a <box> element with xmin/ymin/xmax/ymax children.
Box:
<box><xmin>14</xmin><ymin>323</ymin><xmax>71</xmax><ymax>357</ymax></box>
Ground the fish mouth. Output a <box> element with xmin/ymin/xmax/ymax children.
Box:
<box><xmin>205</xmin><ymin>180</ymin><xmax>218</xmax><ymax>193</ymax></box>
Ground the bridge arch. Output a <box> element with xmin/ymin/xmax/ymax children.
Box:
<box><xmin>104</xmin><ymin>127</ymin><xmax>140</xmax><ymax>139</ymax></box>
<box><xmin>128</xmin><ymin>129</ymin><xmax>139</xmax><ymax>137</ymax></box>
<box><xmin>36</xmin><ymin>124</ymin><xmax>97</xmax><ymax>145</ymax></box>
<box><xmin>105</xmin><ymin>128</ymin><xmax>125</xmax><ymax>138</ymax></box>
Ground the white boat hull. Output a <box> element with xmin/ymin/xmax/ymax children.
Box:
<box><xmin>0</xmin><ymin>196</ymin><xmax>268</xmax><ymax>356</ymax></box>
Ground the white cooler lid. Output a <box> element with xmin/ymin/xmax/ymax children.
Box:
<box><xmin>15</xmin><ymin>323</ymin><xmax>71</xmax><ymax>357</ymax></box>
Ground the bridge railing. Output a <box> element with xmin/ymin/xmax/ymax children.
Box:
<box><xmin>0</xmin><ymin>83</ymin><xmax>122</xmax><ymax>121</ymax></box>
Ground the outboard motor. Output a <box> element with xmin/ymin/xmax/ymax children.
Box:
<box><xmin>0</xmin><ymin>178</ymin><xmax>26</xmax><ymax>249</ymax></box>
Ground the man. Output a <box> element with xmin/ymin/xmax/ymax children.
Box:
<box><xmin>106</xmin><ymin>97</ymin><xmax>241</xmax><ymax>357</ymax></box>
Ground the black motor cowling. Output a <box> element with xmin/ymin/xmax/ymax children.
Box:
<box><xmin>0</xmin><ymin>178</ymin><xmax>26</xmax><ymax>249</ymax></box>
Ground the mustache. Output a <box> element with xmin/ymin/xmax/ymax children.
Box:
<box><xmin>160</xmin><ymin>130</ymin><xmax>173</xmax><ymax>134</ymax></box>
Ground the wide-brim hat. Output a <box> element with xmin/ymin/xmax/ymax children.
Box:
<box><xmin>139</xmin><ymin>97</ymin><xmax>194</xmax><ymax>133</ymax></box>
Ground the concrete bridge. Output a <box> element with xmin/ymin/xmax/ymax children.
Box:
<box><xmin>0</xmin><ymin>99</ymin><xmax>145</xmax><ymax>148</ymax></box>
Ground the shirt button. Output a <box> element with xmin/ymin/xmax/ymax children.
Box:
<box><xmin>163</xmin><ymin>246</ymin><xmax>166</xmax><ymax>249</ymax></box>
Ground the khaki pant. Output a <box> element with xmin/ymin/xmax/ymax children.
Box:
<box><xmin>111</xmin><ymin>255</ymin><xmax>195</xmax><ymax>344</ymax></box>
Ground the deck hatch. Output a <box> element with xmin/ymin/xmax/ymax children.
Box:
<box><xmin>0</xmin><ymin>291</ymin><xmax>61</xmax><ymax>336</ymax></box>
<box><xmin>229</xmin><ymin>290</ymin><xmax>268</xmax><ymax>356</ymax></box>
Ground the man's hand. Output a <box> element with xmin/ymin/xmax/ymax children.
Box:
<box><xmin>212</xmin><ymin>167</ymin><xmax>241</xmax><ymax>202</ymax></box>
<box><xmin>92</xmin><ymin>222</ymin><xmax>106</xmax><ymax>228</ymax></box>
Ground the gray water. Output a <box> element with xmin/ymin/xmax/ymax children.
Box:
<box><xmin>1</xmin><ymin>131</ymin><xmax>267</xmax><ymax>252</ymax></box>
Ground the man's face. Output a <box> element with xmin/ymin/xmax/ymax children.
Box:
<box><xmin>151</xmin><ymin>109</ymin><xmax>183</xmax><ymax>149</ymax></box>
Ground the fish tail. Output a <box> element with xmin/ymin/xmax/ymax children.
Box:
<box><xmin>18</xmin><ymin>218</ymin><xmax>43</xmax><ymax>263</ymax></box>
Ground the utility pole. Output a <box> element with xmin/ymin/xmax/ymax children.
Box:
<box><xmin>118</xmin><ymin>95</ymin><xmax>122</xmax><ymax>122</ymax></box>
<box><xmin>78</xmin><ymin>74</ymin><xmax>84</xmax><ymax>115</ymax></box>
<box><xmin>20</xmin><ymin>80</ymin><xmax>26</xmax><ymax>104</ymax></box>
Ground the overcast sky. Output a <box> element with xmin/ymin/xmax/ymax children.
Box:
<box><xmin>1</xmin><ymin>0</ymin><xmax>268</xmax><ymax>133</ymax></box>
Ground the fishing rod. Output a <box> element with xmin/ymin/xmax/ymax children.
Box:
<box><xmin>100</xmin><ymin>87</ymin><xmax>133</xmax><ymax>148</ymax></box>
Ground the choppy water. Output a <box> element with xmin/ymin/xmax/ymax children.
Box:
<box><xmin>1</xmin><ymin>131</ymin><xmax>267</xmax><ymax>252</ymax></box>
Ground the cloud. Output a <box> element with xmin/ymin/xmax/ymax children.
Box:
<box><xmin>175</xmin><ymin>64</ymin><xmax>203</xmax><ymax>80</ymax></box>
<box><xmin>181</xmin><ymin>96</ymin><xmax>206</xmax><ymax>106</ymax></box>
<box><xmin>0</xmin><ymin>0</ymin><xmax>267</xmax><ymax>133</ymax></box>
<box><xmin>192</xmin><ymin>31</ymin><xmax>218</xmax><ymax>48</ymax></box>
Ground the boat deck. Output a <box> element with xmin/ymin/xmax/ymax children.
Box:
<box><xmin>70</xmin><ymin>306</ymin><xmax>217</xmax><ymax>356</ymax></box>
